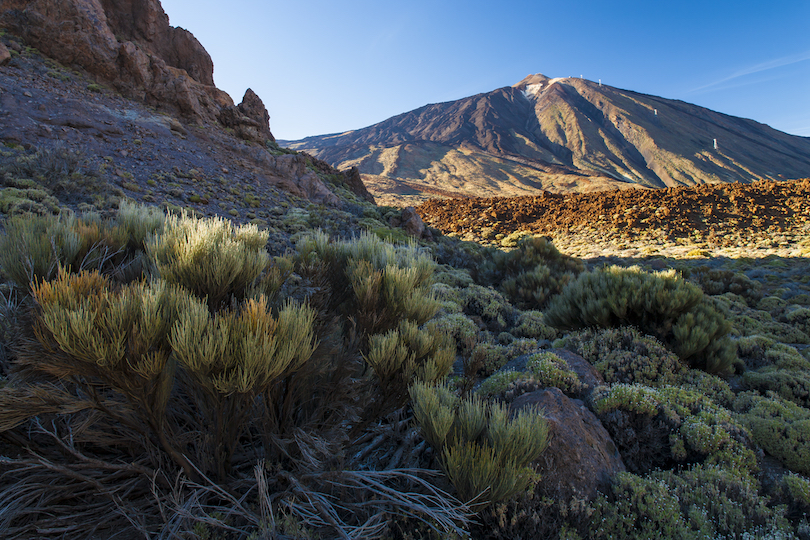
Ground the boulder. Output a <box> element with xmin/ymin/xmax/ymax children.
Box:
<box><xmin>0</xmin><ymin>43</ymin><xmax>9</xmax><ymax>66</ymax></box>
<box><xmin>512</xmin><ymin>388</ymin><xmax>625</xmax><ymax>501</ymax></box>
<box><xmin>389</xmin><ymin>206</ymin><xmax>429</xmax><ymax>239</ymax></box>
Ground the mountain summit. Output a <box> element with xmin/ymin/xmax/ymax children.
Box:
<box><xmin>283</xmin><ymin>74</ymin><xmax>810</xmax><ymax>206</ymax></box>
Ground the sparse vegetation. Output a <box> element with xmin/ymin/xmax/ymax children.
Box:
<box><xmin>4</xmin><ymin>38</ymin><xmax>810</xmax><ymax>539</ymax></box>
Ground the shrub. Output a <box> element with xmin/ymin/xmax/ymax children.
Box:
<box><xmin>410</xmin><ymin>382</ymin><xmax>548</xmax><ymax>506</ymax></box>
<box><xmin>0</xmin><ymin>213</ymin><xmax>81</xmax><ymax>289</ymax></box>
<box><xmin>545</xmin><ymin>266</ymin><xmax>736</xmax><ymax>373</ymax></box>
<box><xmin>294</xmin><ymin>231</ymin><xmax>439</xmax><ymax>338</ymax></box>
<box><xmin>688</xmin><ymin>266</ymin><xmax>763</xmax><ymax>303</ymax></box>
<box><xmin>476</xmin><ymin>235</ymin><xmax>584</xmax><ymax>309</ymax></box>
<box><xmin>512</xmin><ymin>310</ymin><xmax>556</xmax><ymax>340</ymax></box>
<box><xmin>589</xmin><ymin>467</ymin><xmax>791</xmax><ymax>540</ymax></box>
<box><xmin>146</xmin><ymin>212</ymin><xmax>269</xmax><ymax>310</ymax></box>
<box><xmin>524</xmin><ymin>351</ymin><xmax>582</xmax><ymax>395</ymax></box>
<box><xmin>171</xmin><ymin>294</ymin><xmax>317</xmax><ymax>479</ymax></box>
<box><xmin>458</xmin><ymin>285</ymin><xmax>516</xmax><ymax>333</ymax></box>
<box><xmin>734</xmin><ymin>392</ymin><xmax>810</xmax><ymax>475</ymax></box>
<box><xmin>365</xmin><ymin>320</ymin><xmax>455</xmax><ymax>412</ymax></box>
<box><xmin>470</xmin><ymin>342</ymin><xmax>509</xmax><ymax>376</ymax></box>
<box><xmin>429</xmin><ymin>313</ymin><xmax>479</xmax><ymax>356</ymax></box>
<box><xmin>744</xmin><ymin>368</ymin><xmax>810</xmax><ymax>408</ymax></box>
<box><xmin>589</xmin><ymin>472</ymin><xmax>700</xmax><ymax>539</ymax></box>
<box><xmin>564</xmin><ymin>326</ymin><xmax>687</xmax><ymax>387</ymax></box>
<box><xmin>593</xmin><ymin>384</ymin><xmax>757</xmax><ymax>475</ymax></box>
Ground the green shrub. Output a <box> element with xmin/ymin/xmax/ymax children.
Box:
<box><xmin>458</xmin><ymin>285</ymin><xmax>516</xmax><ymax>333</ymax></box>
<box><xmin>0</xmin><ymin>213</ymin><xmax>81</xmax><ymax>289</ymax></box>
<box><xmin>429</xmin><ymin>313</ymin><xmax>479</xmax><ymax>356</ymax></box>
<box><xmin>688</xmin><ymin>266</ymin><xmax>763</xmax><ymax>303</ymax></box>
<box><xmin>512</xmin><ymin>310</ymin><xmax>556</xmax><ymax>340</ymax></box>
<box><xmin>734</xmin><ymin>392</ymin><xmax>810</xmax><ymax>475</ymax></box>
<box><xmin>524</xmin><ymin>351</ymin><xmax>582</xmax><ymax>395</ymax></box>
<box><xmin>171</xmin><ymin>294</ymin><xmax>316</xmax><ymax>479</ymax></box>
<box><xmin>470</xmin><ymin>342</ymin><xmax>509</xmax><ymax>376</ymax></box>
<box><xmin>476</xmin><ymin>235</ymin><xmax>583</xmax><ymax>309</ymax></box>
<box><xmin>593</xmin><ymin>384</ymin><xmax>757</xmax><ymax>475</ymax></box>
<box><xmin>410</xmin><ymin>383</ymin><xmax>548</xmax><ymax>505</ymax></box>
<box><xmin>476</xmin><ymin>369</ymin><xmax>522</xmax><ymax>399</ymax></box>
<box><xmin>589</xmin><ymin>467</ymin><xmax>791</xmax><ymax>540</ymax></box>
<box><xmin>294</xmin><ymin>231</ymin><xmax>439</xmax><ymax>338</ymax></box>
<box><xmin>116</xmin><ymin>199</ymin><xmax>164</xmax><ymax>248</ymax></box>
<box><xmin>744</xmin><ymin>368</ymin><xmax>810</xmax><ymax>408</ymax></box>
<box><xmin>146</xmin><ymin>212</ymin><xmax>269</xmax><ymax>309</ymax></box>
<box><xmin>365</xmin><ymin>320</ymin><xmax>455</xmax><ymax>412</ymax></box>
<box><xmin>564</xmin><ymin>326</ymin><xmax>687</xmax><ymax>386</ymax></box>
<box><xmin>545</xmin><ymin>266</ymin><xmax>735</xmax><ymax>373</ymax></box>
<box><xmin>590</xmin><ymin>472</ymin><xmax>700</xmax><ymax>539</ymax></box>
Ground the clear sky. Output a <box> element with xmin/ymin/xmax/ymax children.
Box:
<box><xmin>159</xmin><ymin>0</ymin><xmax>810</xmax><ymax>141</ymax></box>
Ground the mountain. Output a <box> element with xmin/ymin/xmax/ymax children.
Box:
<box><xmin>282</xmin><ymin>74</ymin><xmax>810</xmax><ymax>206</ymax></box>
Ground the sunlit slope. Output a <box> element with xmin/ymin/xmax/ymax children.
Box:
<box><xmin>283</xmin><ymin>74</ymin><xmax>810</xmax><ymax>206</ymax></box>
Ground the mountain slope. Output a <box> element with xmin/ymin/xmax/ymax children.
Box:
<box><xmin>283</xmin><ymin>74</ymin><xmax>810</xmax><ymax>206</ymax></box>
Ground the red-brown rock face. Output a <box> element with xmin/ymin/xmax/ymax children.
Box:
<box><xmin>0</xmin><ymin>0</ymin><xmax>269</xmax><ymax>136</ymax></box>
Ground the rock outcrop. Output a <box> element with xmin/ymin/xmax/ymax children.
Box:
<box><xmin>512</xmin><ymin>388</ymin><xmax>625</xmax><ymax>501</ymax></box>
<box><xmin>219</xmin><ymin>89</ymin><xmax>275</xmax><ymax>144</ymax></box>
<box><xmin>0</xmin><ymin>0</ymin><xmax>269</xmax><ymax>138</ymax></box>
<box><xmin>0</xmin><ymin>43</ymin><xmax>9</xmax><ymax>66</ymax></box>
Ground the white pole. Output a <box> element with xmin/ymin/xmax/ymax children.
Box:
<box><xmin>713</xmin><ymin>138</ymin><xmax>717</xmax><ymax>150</ymax></box>
<box><xmin>599</xmin><ymin>79</ymin><xmax>601</xmax><ymax>87</ymax></box>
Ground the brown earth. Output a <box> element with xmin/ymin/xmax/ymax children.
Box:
<box><xmin>417</xmin><ymin>178</ymin><xmax>810</xmax><ymax>246</ymax></box>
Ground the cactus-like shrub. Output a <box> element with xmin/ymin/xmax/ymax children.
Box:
<box><xmin>147</xmin><ymin>213</ymin><xmax>269</xmax><ymax>310</ymax></box>
<box><xmin>365</xmin><ymin>320</ymin><xmax>455</xmax><ymax>412</ymax></box>
<box><xmin>171</xmin><ymin>294</ymin><xmax>316</xmax><ymax>479</ymax></box>
<box><xmin>545</xmin><ymin>266</ymin><xmax>735</xmax><ymax>373</ymax></box>
<box><xmin>294</xmin><ymin>231</ymin><xmax>439</xmax><ymax>337</ymax></box>
<box><xmin>564</xmin><ymin>326</ymin><xmax>687</xmax><ymax>386</ymax></box>
<box><xmin>410</xmin><ymin>382</ymin><xmax>548</xmax><ymax>505</ymax></box>
<box><xmin>733</xmin><ymin>392</ymin><xmax>810</xmax><ymax>475</ymax></box>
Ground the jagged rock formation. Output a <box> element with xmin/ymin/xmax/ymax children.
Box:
<box><xmin>284</xmin><ymin>74</ymin><xmax>810</xmax><ymax>206</ymax></box>
<box><xmin>0</xmin><ymin>0</ymin><xmax>273</xmax><ymax>141</ymax></box>
<box><xmin>219</xmin><ymin>89</ymin><xmax>276</xmax><ymax>144</ymax></box>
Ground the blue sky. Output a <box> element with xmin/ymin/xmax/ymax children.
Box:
<box><xmin>160</xmin><ymin>0</ymin><xmax>810</xmax><ymax>140</ymax></box>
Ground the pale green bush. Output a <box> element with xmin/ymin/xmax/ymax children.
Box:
<box><xmin>545</xmin><ymin>266</ymin><xmax>735</xmax><ymax>373</ymax></box>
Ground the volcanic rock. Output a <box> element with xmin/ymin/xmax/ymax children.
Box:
<box><xmin>389</xmin><ymin>206</ymin><xmax>428</xmax><ymax>238</ymax></box>
<box><xmin>219</xmin><ymin>88</ymin><xmax>276</xmax><ymax>144</ymax></box>
<box><xmin>342</xmin><ymin>167</ymin><xmax>375</xmax><ymax>204</ymax></box>
<box><xmin>512</xmin><ymin>388</ymin><xmax>625</xmax><ymax>501</ymax></box>
<box><xmin>0</xmin><ymin>43</ymin><xmax>10</xmax><ymax>66</ymax></box>
<box><xmin>0</xmin><ymin>0</ymin><xmax>232</xmax><ymax>122</ymax></box>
